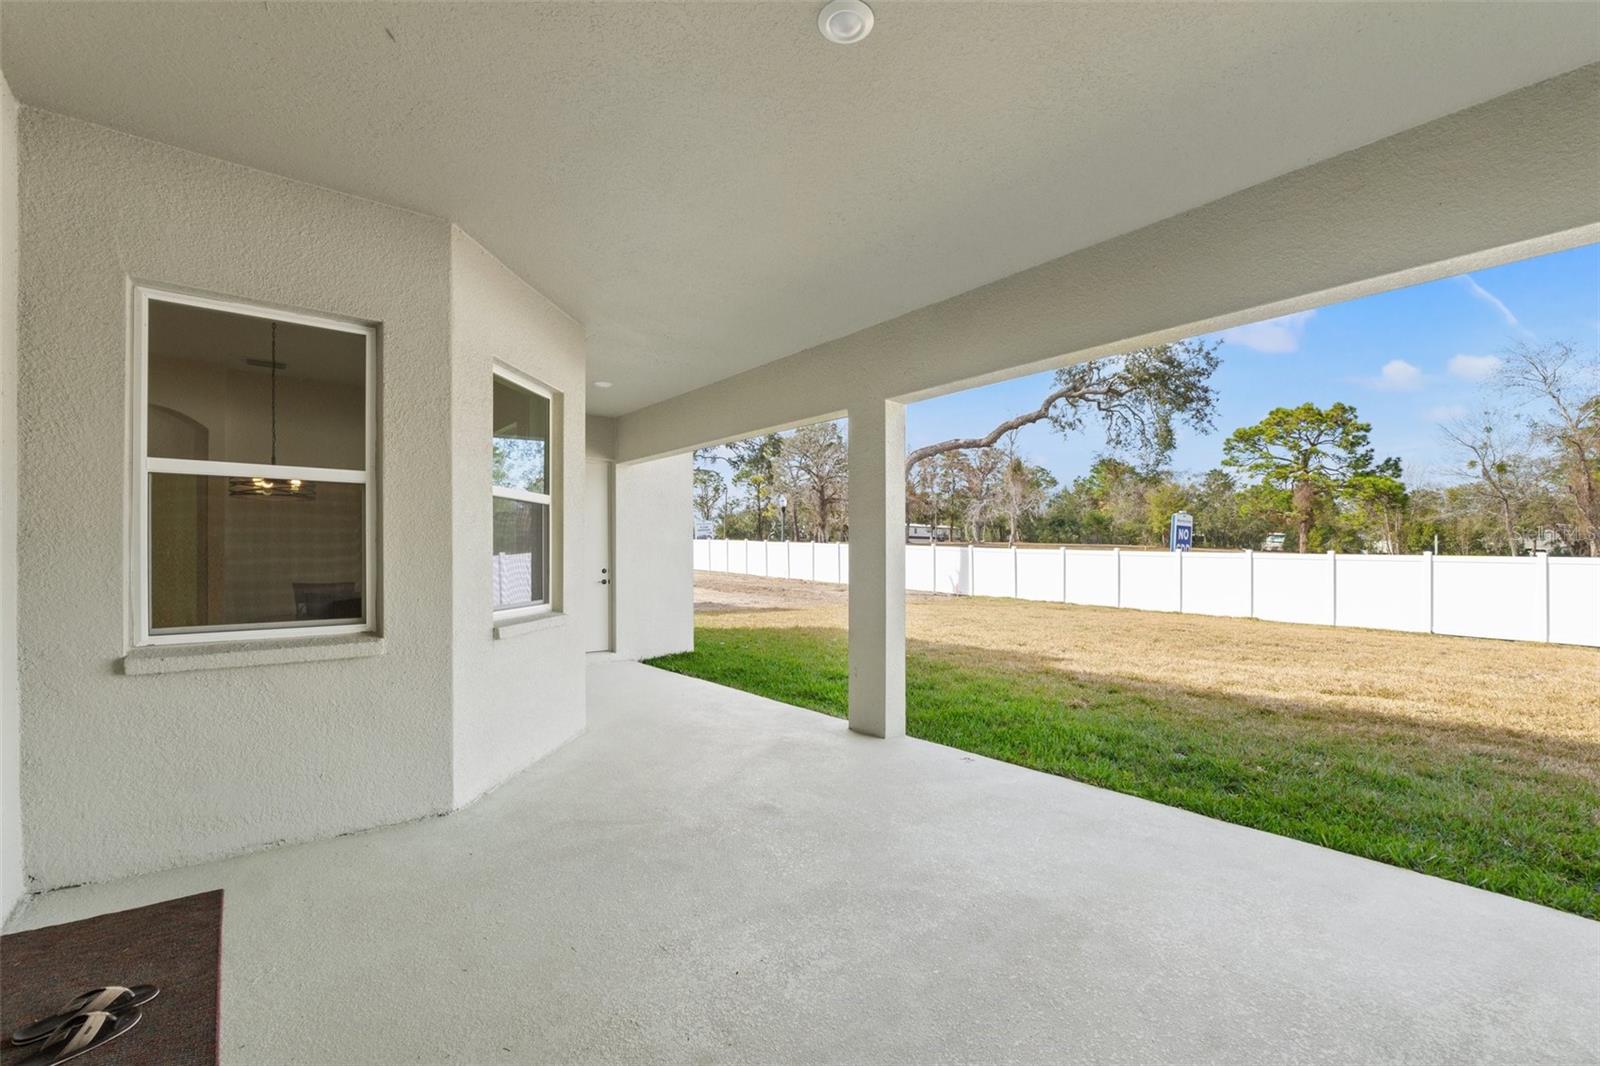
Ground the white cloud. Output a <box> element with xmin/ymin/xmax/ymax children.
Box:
<box><xmin>1424</xmin><ymin>404</ymin><xmax>1467</xmax><ymax>424</ymax></box>
<box><xmin>1458</xmin><ymin>275</ymin><xmax>1520</xmax><ymax>328</ymax></box>
<box><xmin>1217</xmin><ymin>310</ymin><xmax>1315</xmax><ymax>354</ymax></box>
<box><xmin>1447</xmin><ymin>353</ymin><xmax>1502</xmax><ymax>381</ymax></box>
<box><xmin>1370</xmin><ymin>359</ymin><xmax>1424</xmax><ymax>392</ymax></box>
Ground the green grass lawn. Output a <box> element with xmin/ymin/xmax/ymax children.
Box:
<box><xmin>648</xmin><ymin>625</ymin><xmax>1600</xmax><ymax>919</ymax></box>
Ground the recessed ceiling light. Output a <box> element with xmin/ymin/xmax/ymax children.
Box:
<box><xmin>593</xmin><ymin>380</ymin><xmax>613</xmax><ymax>389</ymax></box>
<box><xmin>818</xmin><ymin>0</ymin><xmax>873</xmax><ymax>44</ymax></box>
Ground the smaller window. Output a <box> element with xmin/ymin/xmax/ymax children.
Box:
<box><xmin>492</xmin><ymin>369</ymin><xmax>554</xmax><ymax>614</ymax></box>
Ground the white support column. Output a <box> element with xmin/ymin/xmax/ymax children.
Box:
<box><xmin>847</xmin><ymin>400</ymin><xmax>907</xmax><ymax>739</ymax></box>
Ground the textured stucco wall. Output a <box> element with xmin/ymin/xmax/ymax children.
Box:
<box><xmin>613</xmin><ymin>453</ymin><xmax>693</xmax><ymax>661</ymax></box>
<box><xmin>16</xmin><ymin>111</ymin><xmax>458</xmax><ymax>888</ymax></box>
<box><xmin>615</xmin><ymin>66</ymin><xmax>1600</xmax><ymax>461</ymax></box>
<box><xmin>584</xmin><ymin>414</ymin><xmax>616</xmax><ymax>461</ymax></box>
<box><xmin>1</xmin><ymin>74</ymin><xmax>24</xmax><ymax>917</ymax></box>
<box><xmin>449</xmin><ymin>229</ymin><xmax>587</xmax><ymax>808</ymax></box>
<box><xmin>582</xmin><ymin>416</ymin><xmax>692</xmax><ymax>660</ymax></box>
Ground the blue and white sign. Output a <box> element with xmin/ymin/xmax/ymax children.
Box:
<box><xmin>1169</xmin><ymin>511</ymin><xmax>1193</xmax><ymax>552</ymax></box>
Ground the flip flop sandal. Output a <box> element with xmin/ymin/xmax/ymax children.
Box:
<box><xmin>18</xmin><ymin>1009</ymin><xmax>141</xmax><ymax>1066</ymax></box>
<box><xmin>9</xmin><ymin>986</ymin><xmax>159</xmax><ymax>1045</ymax></box>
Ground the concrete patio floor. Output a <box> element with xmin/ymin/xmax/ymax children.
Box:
<box><xmin>8</xmin><ymin>660</ymin><xmax>1598</xmax><ymax>1064</ymax></box>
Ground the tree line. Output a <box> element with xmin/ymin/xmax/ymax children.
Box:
<box><xmin>696</xmin><ymin>422</ymin><xmax>850</xmax><ymax>543</ymax></box>
<box><xmin>694</xmin><ymin>340</ymin><xmax>1598</xmax><ymax>556</ymax></box>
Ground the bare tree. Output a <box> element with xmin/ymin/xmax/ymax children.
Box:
<box><xmin>907</xmin><ymin>453</ymin><xmax>946</xmax><ymax>531</ymax></box>
<box><xmin>1441</xmin><ymin>413</ymin><xmax>1538</xmax><ymax>555</ymax></box>
<box><xmin>956</xmin><ymin>447</ymin><xmax>1009</xmax><ymax>542</ymax></box>
<box><xmin>1498</xmin><ymin>342</ymin><xmax>1600</xmax><ymax>556</ymax></box>
<box><xmin>994</xmin><ymin>432</ymin><xmax>1051</xmax><ymax>545</ymax></box>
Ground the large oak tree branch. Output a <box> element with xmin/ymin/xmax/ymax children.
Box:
<box><xmin>905</xmin><ymin>383</ymin><xmax>1087</xmax><ymax>471</ymax></box>
<box><xmin>902</xmin><ymin>339</ymin><xmax>1221</xmax><ymax>475</ymax></box>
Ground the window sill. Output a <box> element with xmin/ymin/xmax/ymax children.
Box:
<box><xmin>122</xmin><ymin>633</ymin><xmax>386</xmax><ymax>676</ymax></box>
<box><xmin>493</xmin><ymin>611</ymin><xmax>568</xmax><ymax>641</ymax></box>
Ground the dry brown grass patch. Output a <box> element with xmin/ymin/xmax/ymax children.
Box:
<box><xmin>694</xmin><ymin>572</ymin><xmax>1600</xmax><ymax>775</ymax></box>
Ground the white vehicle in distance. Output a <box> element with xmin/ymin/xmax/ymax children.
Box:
<box><xmin>907</xmin><ymin>523</ymin><xmax>954</xmax><ymax>544</ymax></box>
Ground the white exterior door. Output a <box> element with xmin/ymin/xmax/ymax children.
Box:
<box><xmin>584</xmin><ymin>459</ymin><xmax>613</xmax><ymax>651</ymax></box>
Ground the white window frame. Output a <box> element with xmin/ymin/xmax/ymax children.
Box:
<box><xmin>130</xmin><ymin>285</ymin><xmax>378</xmax><ymax>646</ymax></box>
<box><xmin>491</xmin><ymin>363</ymin><xmax>556</xmax><ymax>622</ymax></box>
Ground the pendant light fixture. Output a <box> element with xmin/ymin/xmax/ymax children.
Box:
<box><xmin>229</xmin><ymin>321</ymin><xmax>315</xmax><ymax>499</ymax></box>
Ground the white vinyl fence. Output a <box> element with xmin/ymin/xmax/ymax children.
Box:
<box><xmin>692</xmin><ymin>539</ymin><xmax>1600</xmax><ymax>647</ymax></box>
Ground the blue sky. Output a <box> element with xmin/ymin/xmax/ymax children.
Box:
<box><xmin>906</xmin><ymin>243</ymin><xmax>1600</xmax><ymax>488</ymax></box>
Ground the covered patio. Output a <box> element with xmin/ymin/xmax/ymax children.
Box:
<box><xmin>10</xmin><ymin>660</ymin><xmax>1596</xmax><ymax>1064</ymax></box>
<box><xmin>1</xmin><ymin>5</ymin><xmax>1598</xmax><ymax>1061</ymax></box>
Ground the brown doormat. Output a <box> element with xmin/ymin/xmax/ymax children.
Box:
<box><xmin>0</xmin><ymin>890</ymin><xmax>221</xmax><ymax>1066</ymax></box>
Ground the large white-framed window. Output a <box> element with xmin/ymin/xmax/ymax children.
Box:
<box><xmin>131</xmin><ymin>286</ymin><xmax>377</xmax><ymax>646</ymax></box>
<box><xmin>491</xmin><ymin>364</ymin><xmax>556</xmax><ymax>619</ymax></box>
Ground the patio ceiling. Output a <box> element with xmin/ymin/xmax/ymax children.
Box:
<box><xmin>2</xmin><ymin>3</ymin><xmax>1597</xmax><ymax>417</ymax></box>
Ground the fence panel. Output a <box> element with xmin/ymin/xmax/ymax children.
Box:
<box><xmin>1549</xmin><ymin>559</ymin><xmax>1600</xmax><ymax>647</ymax></box>
<box><xmin>971</xmin><ymin>548</ymin><xmax>1015</xmax><ymax>598</ymax></box>
<box><xmin>906</xmin><ymin>545</ymin><xmax>936</xmax><ymax>592</ymax></box>
<box><xmin>1335</xmin><ymin>554</ymin><xmax>1431</xmax><ymax>633</ymax></box>
<box><xmin>1016</xmin><ymin>549</ymin><xmax>1065</xmax><ymax>602</ymax></box>
<box><xmin>692</xmin><ymin>540</ymin><xmax>1598</xmax><ymax>646</ymax></box>
<box><xmin>1121</xmin><ymin>552</ymin><xmax>1180</xmax><ymax>613</ymax></box>
<box><xmin>815</xmin><ymin>543</ymin><xmax>845</xmax><ymax>584</ymax></box>
<box><xmin>1181</xmin><ymin>552</ymin><xmax>1252</xmax><ymax>617</ymax></box>
<box><xmin>1064</xmin><ymin>550</ymin><xmax>1118</xmax><ymax>607</ymax></box>
<box><xmin>1252</xmin><ymin>553</ymin><xmax>1334</xmax><ymax>625</ymax></box>
<box><xmin>934</xmin><ymin>545</ymin><xmax>970</xmax><ymax>596</ymax></box>
<box><xmin>1433</xmin><ymin>556</ymin><xmax>1543</xmax><ymax>642</ymax></box>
